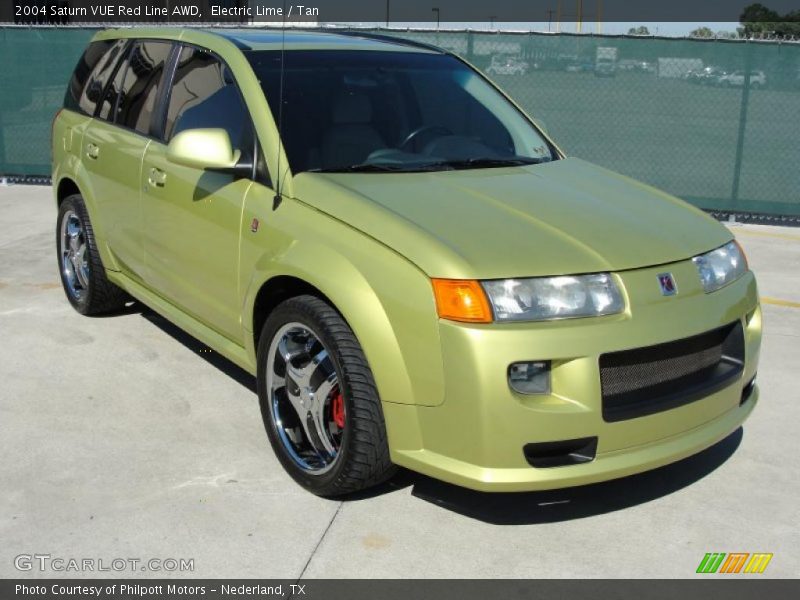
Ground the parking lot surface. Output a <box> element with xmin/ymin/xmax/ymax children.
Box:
<box><xmin>1</xmin><ymin>185</ymin><xmax>798</xmax><ymax>578</ymax></box>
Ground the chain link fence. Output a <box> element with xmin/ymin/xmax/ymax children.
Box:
<box><xmin>1</xmin><ymin>26</ymin><xmax>799</xmax><ymax>218</ymax></box>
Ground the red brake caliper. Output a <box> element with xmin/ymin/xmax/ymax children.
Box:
<box><xmin>331</xmin><ymin>391</ymin><xmax>345</xmax><ymax>429</ymax></box>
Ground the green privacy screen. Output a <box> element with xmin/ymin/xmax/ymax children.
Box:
<box><xmin>0</xmin><ymin>27</ymin><xmax>97</xmax><ymax>176</ymax></box>
<box><xmin>1</xmin><ymin>27</ymin><xmax>798</xmax><ymax>216</ymax></box>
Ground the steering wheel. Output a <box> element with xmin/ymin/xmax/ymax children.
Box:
<box><xmin>399</xmin><ymin>125</ymin><xmax>453</xmax><ymax>152</ymax></box>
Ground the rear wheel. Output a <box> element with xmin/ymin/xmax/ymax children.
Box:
<box><xmin>56</xmin><ymin>194</ymin><xmax>128</xmax><ymax>315</ymax></box>
<box><xmin>256</xmin><ymin>295</ymin><xmax>396</xmax><ymax>496</ymax></box>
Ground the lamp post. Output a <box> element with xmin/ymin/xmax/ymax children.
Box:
<box><xmin>556</xmin><ymin>0</ymin><xmax>562</xmax><ymax>33</ymax></box>
<box><xmin>432</xmin><ymin>7</ymin><xmax>440</xmax><ymax>30</ymax></box>
<box><xmin>386</xmin><ymin>0</ymin><xmax>390</xmax><ymax>27</ymax></box>
<box><xmin>489</xmin><ymin>15</ymin><xmax>497</xmax><ymax>29</ymax></box>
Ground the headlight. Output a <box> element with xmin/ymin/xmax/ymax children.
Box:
<box><xmin>692</xmin><ymin>241</ymin><xmax>748</xmax><ymax>293</ymax></box>
<box><xmin>481</xmin><ymin>273</ymin><xmax>624</xmax><ymax>322</ymax></box>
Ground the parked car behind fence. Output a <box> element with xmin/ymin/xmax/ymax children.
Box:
<box><xmin>485</xmin><ymin>54</ymin><xmax>529</xmax><ymax>76</ymax></box>
<box><xmin>718</xmin><ymin>70</ymin><xmax>767</xmax><ymax>88</ymax></box>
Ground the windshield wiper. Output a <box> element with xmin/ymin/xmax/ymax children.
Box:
<box><xmin>427</xmin><ymin>157</ymin><xmax>545</xmax><ymax>170</ymax></box>
<box><xmin>310</xmin><ymin>163</ymin><xmax>417</xmax><ymax>173</ymax></box>
<box><xmin>309</xmin><ymin>156</ymin><xmax>544</xmax><ymax>174</ymax></box>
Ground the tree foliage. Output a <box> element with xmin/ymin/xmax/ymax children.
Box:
<box><xmin>690</xmin><ymin>27</ymin><xmax>715</xmax><ymax>38</ymax></box>
<box><xmin>739</xmin><ymin>3</ymin><xmax>800</xmax><ymax>38</ymax></box>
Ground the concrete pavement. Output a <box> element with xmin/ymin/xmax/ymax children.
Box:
<box><xmin>0</xmin><ymin>185</ymin><xmax>797</xmax><ymax>578</ymax></box>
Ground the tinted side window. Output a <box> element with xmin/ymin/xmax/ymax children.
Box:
<box><xmin>113</xmin><ymin>41</ymin><xmax>172</xmax><ymax>135</ymax></box>
<box><xmin>64</xmin><ymin>39</ymin><xmax>125</xmax><ymax>115</ymax></box>
<box><xmin>165</xmin><ymin>46</ymin><xmax>250</xmax><ymax>152</ymax></box>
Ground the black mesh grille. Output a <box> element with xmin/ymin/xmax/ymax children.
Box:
<box><xmin>600</xmin><ymin>322</ymin><xmax>745</xmax><ymax>422</ymax></box>
<box><xmin>601</xmin><ymin>342</ymin><xmax>723</xmax><ymax>397</ymax></box>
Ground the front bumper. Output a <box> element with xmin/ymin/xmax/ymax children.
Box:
<box><xmin>384</xmin><ymin>260</ymin><xmax>762</xmax><ymax>492</ymax></box>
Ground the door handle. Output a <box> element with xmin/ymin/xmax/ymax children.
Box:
<box><xmin>147</xmin><ymin>167</ymin><xmax>167</xmax><ymax>188</ymax></box>
<box><xmin>85</xmin><ymin>143</ymin><xmax>99</xmax><ymax>160</ymax></box>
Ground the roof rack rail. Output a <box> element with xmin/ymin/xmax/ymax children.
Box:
<box><xmin>332</xmin><ymin>30</ymin><xmax>448</xmax><ymax>55</ymax></box>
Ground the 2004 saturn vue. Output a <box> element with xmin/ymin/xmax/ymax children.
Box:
<box><xmin>52</xmin><ymin>29</ymin><xmax>761</xmax><ymax>496</ymax></box>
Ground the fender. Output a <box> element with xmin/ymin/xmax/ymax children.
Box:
<box><xmin>240</xmin><ymin>196</ymin><xmax>445</xmax><ymax>407</ymax></box>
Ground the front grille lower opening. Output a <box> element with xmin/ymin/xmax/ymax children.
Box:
<box><xmin>600</xmin><ymin>321</ymin><xmax>745</xmax><ymax>422</ymax></box>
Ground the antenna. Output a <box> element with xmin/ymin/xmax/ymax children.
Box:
<box><xmin>273</xmin><ymin>0</ymin><xmax>287</xmax><ymax>210</ymax></box>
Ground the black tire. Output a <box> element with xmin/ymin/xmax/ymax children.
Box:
<box><xmin>256</xmin><ymin>295</ymin><xmax>396</xmax><ymax>496</ymax></box>
<box><xmin>56</xmin><ymin>194</ymin><xmax>128</xmax><ymax>315</ymax></box>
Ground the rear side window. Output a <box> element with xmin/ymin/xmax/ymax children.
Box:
<box><xmin>64</xmin><ymin>39</ymin><xmax>126</xmax><ymax>115</ymax></box>
<box><xmin>164</xmin><ymin>46</ymin><xmax>251</xmax><ymax>152</ymax></box>
<box><xmin>111</xmin><ymin>41</ymin><xmax>173</xmax><ymax>135</ymax></box>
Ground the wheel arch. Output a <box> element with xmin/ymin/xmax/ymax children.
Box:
<box><xmin>242</xmin><ymin>237</ymin><xmax>444</xmax><ymax>409</ymax></box>
<box><xmin>251</xmin><ymin>275</ymin><xmax>334</xmax><ymax>351</ymax></box>
<box><xmin>53</xmin><ymin>164</ymin><xmax>118</xmax><ymax>271</ymax></box>
<box><xmin>56</xmin><ymin>177</ymin><xmax>81</xmax><ymax>207</ymax></box>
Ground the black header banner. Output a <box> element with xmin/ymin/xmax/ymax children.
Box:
<box><xmin>6</xmin><ymin>0</ymin><xmax>800</xmax><ymax>24</ymax></box>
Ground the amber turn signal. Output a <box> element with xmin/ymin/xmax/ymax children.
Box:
<box><xmin>431</xmin><ymin>279</ymin><xmax>493</xmax><ymax>323</ymax></box>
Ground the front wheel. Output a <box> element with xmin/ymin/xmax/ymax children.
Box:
<box><xmin>256</xmin><ymin>295</ymin><xmax>396</xmax><ymax>496</ymax></box>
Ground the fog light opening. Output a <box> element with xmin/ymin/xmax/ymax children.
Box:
<box><xmin>523</xmin><ymin>437</ymin><xmax>598</xmax><ymax>468</ymax></box>
<box><xmin>508</xmin><ymin>361</ymin><xmax>551</xmax><ymax>395</ymax></box>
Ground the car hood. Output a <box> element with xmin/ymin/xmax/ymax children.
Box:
<box><xmin>292</xmin><ymin>157</ymin><xmax>731</xmax><ymax>279</ymax></box>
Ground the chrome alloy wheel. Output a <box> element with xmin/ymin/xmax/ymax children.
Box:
<box><xmin>266</xmin><ymin>323</ymin><xmax>346</xmax><ymax>474</ymax></box>
<box><xmin>60</xmin><ymin>210</ymin><xmax>90</xmax><ymax>300</ymax></box>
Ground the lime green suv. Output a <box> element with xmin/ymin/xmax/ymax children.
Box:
<box><xmin>52</xmin><ymin>29</ymin><xmax>761</xmax><ymax>496</ymax></box>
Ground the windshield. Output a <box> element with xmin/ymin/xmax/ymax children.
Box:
<box><xmin>245</xmin><ymin>49</ymin><xmax>556</xmax><ymax>173</ymax></box>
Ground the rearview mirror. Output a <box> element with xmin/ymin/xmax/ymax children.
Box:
<box><xmin>166</xmin><ymin>128</ymin><xmax>242</xmax><ymax>171</ymax></box>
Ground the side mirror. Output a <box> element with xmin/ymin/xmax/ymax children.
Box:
<box><xmin>166</xmin><ymin>128</ymin><xmax>242</xmax><ymax>172</ymax></box>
